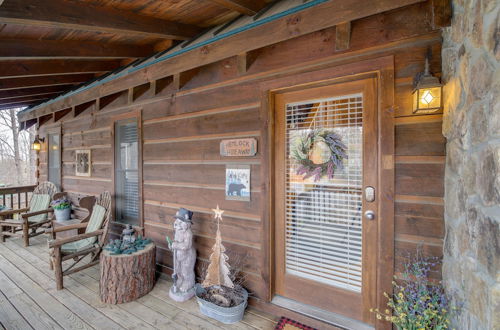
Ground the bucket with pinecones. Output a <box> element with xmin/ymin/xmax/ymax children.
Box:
<box><xmin>194</xmin><ymin>205</ymin><xmax>248</xmax><ymax>324</ymax></box>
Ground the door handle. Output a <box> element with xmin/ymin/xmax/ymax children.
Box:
<box><xmin>364</xmin><ymin>210</ymin><xmax>375</xmax><ymax>220</ymax></box>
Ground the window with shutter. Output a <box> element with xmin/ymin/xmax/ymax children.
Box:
<box><xmin>114</xmin><ymin>119</ymin><xmax>139</xmax><ymax>225</ymax></box>
<box><xmin>48</xmin><ymin>133</ymin><xmax>61</xmax><ymax>188</ymax></box>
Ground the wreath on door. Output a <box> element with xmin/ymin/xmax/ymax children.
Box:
<box><xmin>291</xmin><ymin>130</ymin><xmax>348</xmax><ymax>182</ymax></box>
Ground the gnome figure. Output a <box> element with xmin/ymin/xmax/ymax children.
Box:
<box><xmin>167</xmin><ymin>208</ymin><xmax>196</xmax><ymax>302</ymax></box>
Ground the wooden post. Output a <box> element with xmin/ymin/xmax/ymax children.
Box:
<box><xmin>100</xmin><ymin>243</ymin><xmax>156</xmax><ymax>304</ymax></box>
<box><xmin>53</xmin><ymin>247</ymin><xmax>63</xmax><ymax>290</ymax></box>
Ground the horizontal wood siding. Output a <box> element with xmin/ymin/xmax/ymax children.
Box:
<box><xmin>37</xmin><ymin>1</ymin><xmax>445</xmax><ymax>303</ymax></box>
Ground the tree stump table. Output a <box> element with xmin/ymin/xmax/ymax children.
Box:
<box><xmin>100</xmin><ymin>243</ymin><xmax>156</xmax><ymax>304</ymax></box>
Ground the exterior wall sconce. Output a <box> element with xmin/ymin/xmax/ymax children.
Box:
<box><xmin>31</xmin><ymin>135</ymin><xmax>44</xmax><ymax>151</ymax></box>
<box><xmin>412</xmin><ymin>57</ymin><xmax>443</xmax><ymax>114</ymax></box>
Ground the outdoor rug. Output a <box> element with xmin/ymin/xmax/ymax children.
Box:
<box><xmin>274</xmin><ymin>316</ymin><xmax>317</xmax><ymax>330</ymax></box>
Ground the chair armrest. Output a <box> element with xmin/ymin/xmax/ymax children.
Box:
<box><xmin>21</xmin><ymin>208</ymin><xmax>53</xmax><ymax>219</ymax></box>
<box><xmin>45</xmin><ymin>222</ymin><xmax>87</xmax><ymax>234</ymax></box>
<box><xmin>49</xmin><ymin>229</ymin><xmax>104</xmax><ymax>248</ymax></box>
<box><xmin>0</xmin><ymin>207</ymin><xmax>29</xmax><ymax>217</ymax></box>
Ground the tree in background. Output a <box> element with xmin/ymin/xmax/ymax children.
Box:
<box><xmin>0</xmin><ymin>108</ymin><xmax>35</xmax><ymax>186</ymax></box>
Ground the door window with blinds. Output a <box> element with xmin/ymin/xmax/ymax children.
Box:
<box><xmin>48</xmin><ymin>133</ymin><xmax>61</xmax><ymax>188</ymax></box>
<box><xmin>285</xmin><ymin>94</ymin><xmax>363</xmax><ymax>292</ymax></box>
<box><xmin>274</xmin><ymin>79</ymin><xmax>377</xmax><ymax>323</ymax></box>
<box><xmin>114</xmin><ymin>119</ymin><xmax>139</xmax><ymax>225</ymax></box>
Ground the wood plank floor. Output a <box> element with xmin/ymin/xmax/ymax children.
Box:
<box><xmin>0</xmin><ymin>236</ymin><xmax>278</xmax><ymax>330</ymax></box>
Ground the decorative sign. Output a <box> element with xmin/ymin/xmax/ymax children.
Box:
<box><xmin>75</xmin><ymin>149</ymin><xmax>91</xmax><ymax>177</ymax></box>
<box><xmin>220</xmin><ymin>138</ymin><xmax>257</xmax><ymax>157</ymax></box>
<box><xmin>225</xmin><ymin>165</ymin><xmax>250</xmax><ymax>201</ymax></box>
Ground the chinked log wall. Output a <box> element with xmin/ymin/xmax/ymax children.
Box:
<box><xmin>36</xmin><ymin>1</ymin><xmax>446</xmax><ymax>302</ymax></box>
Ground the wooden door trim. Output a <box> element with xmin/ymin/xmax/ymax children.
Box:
<box><xmin>110</xmin><ymin>109</ymin><xmax>144</xmax><ymax>235</ymax></box>
<box><xmin>266</xmin><ymin>55</ymin><xmax>394</xmax><ymax>328</ymax></box>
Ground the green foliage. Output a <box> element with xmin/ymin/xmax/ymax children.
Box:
<box><xmin>371</xmin><ymin>253</ymin><xmax>455</xmax><ymax>330</ymax></box>
<box><xmin>104</xmin><ymin>235</ymin><xmax>152</xmax><ymax>255</ymax></box>
<box><xmin>51</xmin><ymin>198</ymin><xmax>71</xmax><ymax>210</ymax></box>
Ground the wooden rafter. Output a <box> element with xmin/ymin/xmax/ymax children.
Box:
<box><xmin>208</xmin><ymin>0</ymin><xmax>267</xmax><ymax>15</ymax></box>
<box><xmin>0</xmin><ymin>0</ymin><xmax>202</xmax><ymax>40</ymax></box>
<box><xmin>0</xmin><ymin>74</ymin><xmax>93</xmax><ymax>91</ymax></box>
<box><xmin>0</xmin><ymin>39</ymin><xmax>155</xmax><ymax>59</ymax></box>
<box><xmin>19</xmin><ymin>0</ymin><xmax>427</xmax><ymax>121</ymax></box>
<box><xmin>0</xmin><ymin>86</ymin><xmax>67</xmax><ymax>100</ymax></box>
<box><xmin>0</xmin><ymin>59</ymin><xmax>121</xmax><ymax>79</ymax></box>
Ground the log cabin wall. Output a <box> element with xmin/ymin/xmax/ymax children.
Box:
<box><xmin>36</xmin><ymin>1</ymin><xmax>446</xmax><ymax>306</ymax></box>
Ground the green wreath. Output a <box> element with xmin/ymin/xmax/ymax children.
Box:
<box><xmin>291</xmin><ymin>129</ymin><xmax>348</xmax><ymax>182</ymax></box>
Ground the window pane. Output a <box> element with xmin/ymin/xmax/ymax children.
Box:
<box><xmin>48</xmin><ymin>133</ymin><xmax>61</xmax><ymax>188</ymax></box>
<box><xmin>114</xmin><ymin>119</ymin><xmax>139</xmax><ymax>225</ymax></box>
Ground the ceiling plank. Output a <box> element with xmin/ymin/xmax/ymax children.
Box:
<box><xmin>0</xmin><ymin>59</ymin><xmax>121</xmax><ymax>79</ymax></box>
<box><xmin>0</xmin><ymin>94</ymin><xmax>58</xmax><ymax>104</ymax></box>
<box><xmin>0</xmin><ymin>102</ymin><xmax>37</xmax><ymax>110</ymax></box>
<box><xmin>208</xmin><ymin>0</ymin><xmax>266</xmax><ymax>15</ymax></box>
<box><xmin>0</xmin><ymin>0</ymin><xmax>202</xmax><ymax>40</ymax></box>
<box><xmin>19</xmin><ymin>0</ymin><xmax>426</xmax><ymax>121</ymax></box>
<box><xmin>0</xmin><ymin>39</ymin><xmax>155</xmax><ymax>59</ymax></box>
<box><xmin>0</xmin><ymin>86</ymin><xmax>68</xmax><ymax>100</ymax></box>
<box><xmin>0</xmin><ymin>74</ymin><xmax>93</xmax><ymax>91</ymax></box>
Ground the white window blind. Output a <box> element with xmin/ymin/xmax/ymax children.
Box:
<box><xmin>115</xmin><ymin>120</ymin><xmax>139</xmax><ymax>225</ymax></box>
<box><xmin>285</xmin><ymin>93</ymin><xmax>363</xmax><ymax>292</ymax></box>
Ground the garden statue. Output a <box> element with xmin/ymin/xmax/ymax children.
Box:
<box><xmin>166</xmin><ymin>208</ymin><xmax>196</xmax><ymax>302</ymax></box>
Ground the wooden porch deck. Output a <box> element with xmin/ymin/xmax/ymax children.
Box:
<box><xmin>0</xmin><ymin>235</ymin><xmax>278</xmax><ymax>330</ymax></box>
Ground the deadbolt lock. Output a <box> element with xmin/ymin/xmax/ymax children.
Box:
<box><xmin>365</xmin><ymin>186</ymin><xmax>375</xmax><ymax>202</ymax></box>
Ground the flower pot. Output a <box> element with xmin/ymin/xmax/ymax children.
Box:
<box><xmin>195</xmin><ymin>284</ymin><xmax>248</xmax><ymax>324</ymax></box>
<box><xmin>54</xmin><ymin>208</ymin><xmax>71</xmax><ymax>221</ymax></box>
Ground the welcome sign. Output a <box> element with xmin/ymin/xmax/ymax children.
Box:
<box><xmin>220</xmin><ymin>138</ymin><xmax>257</xmax><ymax>157</ymax></box>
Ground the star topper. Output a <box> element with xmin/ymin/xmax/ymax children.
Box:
<box><xmin>212</xmin><ymin>205</ymin><xmax>224</xmax><ymax>222</ymax></box>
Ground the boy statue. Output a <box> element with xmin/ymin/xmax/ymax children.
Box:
<box><xmin>167</xmin><ymin>208</ymin><xmax>196</xmax><ymax>302</ymax></box>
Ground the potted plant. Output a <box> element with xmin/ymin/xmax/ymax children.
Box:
<box><xmin>371</xmin><ymin>252</ymin><xmax>456</xmax><ymax>329</ymax></box>
<box><xmin>194</xmin><ymin>205</ymin><xmax>248</xmax><ymax>324</ymax></box>
<box><xmin>51</xmin><ymin>197</ymin><xmax>71</xmax><ymax>221</ymax></box>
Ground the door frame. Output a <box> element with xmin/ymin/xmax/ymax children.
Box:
<box><xmin>264</xmin><ymin>56</ymin><xmax>394</xmax><ymax>328</ymax></box>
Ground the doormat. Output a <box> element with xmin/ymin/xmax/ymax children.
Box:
<box><xmin>274</xmin><ymin>317</ymin><xmax>317</xmax><ymax>330</ymax></box>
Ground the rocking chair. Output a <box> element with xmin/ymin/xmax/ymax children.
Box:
<box><xmin>0</xmin><ymin>181</ymin><xmax>59</xmax><ymax>247</ymax></box>
<box><xmin>48</xmin><ymin>191</ymin><xmax>111</xmax><ymax>290</ymax></box>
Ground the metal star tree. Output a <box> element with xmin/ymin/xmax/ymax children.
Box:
<box><xmin>202</xmin><ymin>205</ymin><xmax>234</xmax><ymax>288</ymax></box>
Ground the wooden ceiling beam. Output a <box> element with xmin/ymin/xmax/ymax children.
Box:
<box><xmin>0</xmin><ymin>0</ymin><xmax>201</xmax><ymax>40</ymax></box>
<box><xmin>0</xmin><ymin>59</ymin><xmax>121</xmax><ymax>79</ymax></box>
<box><xmin>0</xmin><ymin>94</ymin><xmax>58</xmax><ymax>105</ymax></box>
<box><xmin>0</xmin><ymin>86</ymin><xmax>67</xmax><ymax>100</ymax></box>
<box><xmin>208</xmin><ymin>0</ymin><xmax>267</xmax><ymax>15</ymax></box>
<box><xmin>0</xmin><ymin>39</ymin><xmax>155</xmax><ymax>59</ymax></box>
<box><xmin>19</xmin><ymin>0</ymin><xmax>426</xmax><ymax>121</ymax></box>
<box><xmin>0</xmin><ymin>74</ymin><xmax>93</xmax><ymax>91</ymax></box>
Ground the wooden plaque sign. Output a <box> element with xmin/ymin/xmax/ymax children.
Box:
<box><xmin>220</xmin><ymin>138</ymin><xmax>257</xmax><ymax>157</ymax></box>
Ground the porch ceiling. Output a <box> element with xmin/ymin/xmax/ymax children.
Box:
<box><xmin>0</xmin><ymin>0</ymin><xmax>270</xmax><ymax>110</ymax></box>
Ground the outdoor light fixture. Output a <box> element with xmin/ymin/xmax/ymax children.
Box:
<box><xmin>31</xmin><ymin>135</ymin><xmax>44</xmax><ymax>151</ymax></box>
<box><xmin>412</xmin><ymin>56</ymin><xmax>443</xmax><ymax>114</ymax></box>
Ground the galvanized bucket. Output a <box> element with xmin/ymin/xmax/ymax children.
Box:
<box><xmin>195</xmin><ymin>284</ymin><xmax>248</xmax><ymax>324</ymax></box>
<box><xmin>54</xmin><ymin>208</ymin><xmax>71</xmax><ymax>221</ymax></box>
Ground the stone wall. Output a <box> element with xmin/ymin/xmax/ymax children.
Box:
<box><xmin>441</xmin><ymin>0</ymin><xmax>499</xmax><ymax>328</ymax></box>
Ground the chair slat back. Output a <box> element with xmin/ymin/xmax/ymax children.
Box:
<box><xmin>94</xmin><ymin>191</ymin><xmax>112</xmax><ymax>246</ymax></box>
<box><xmin>32</xmin><ymin>182</ymin><xmax>58</xmax><ymax>198</ymax></box>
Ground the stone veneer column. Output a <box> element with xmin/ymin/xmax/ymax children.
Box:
<box><xmin>441</xmin><ymin>0</ymin><xmax>499</xmax><ymax>329</ymax></box>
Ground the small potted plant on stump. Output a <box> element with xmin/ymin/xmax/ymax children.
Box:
<box><xmin>51</xmin><ymin>197</ymin><xmax>71</xmax><ymax>221</ymax></box>
<box><xmin>195</xmin><ymin>205</ymin><xmax>248</xmax><ymax>324</ymax></box>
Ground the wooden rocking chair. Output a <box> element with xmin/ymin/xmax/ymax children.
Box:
<box><xmin>0</xmin><ymin>181</ymin><xmax>59</xmax><ymax>247</ymax></box>
<box><xmin>48</xmin><ymin>191</ymin><xmax>111</xmax><ymax>290</ymax></box>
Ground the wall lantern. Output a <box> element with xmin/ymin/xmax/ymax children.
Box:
<box><xmin>412</xmin><ymin>57</ymin><xmax>443</xmax><ymax>114</ymax></box>
<box><xmin>31</xmin><ymin>135</ymin><xmax>44</xmax><ymax>151</ymax></box>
